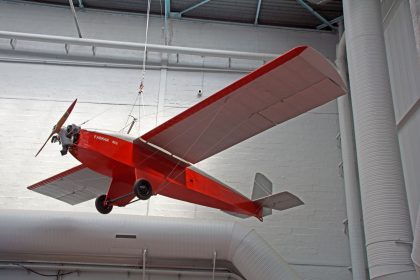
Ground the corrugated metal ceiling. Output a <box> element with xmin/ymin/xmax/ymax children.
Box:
<box><xmin>23</xmin><ymin>0</ymin><xmax>343</xmax><ymax>30</ymax></box>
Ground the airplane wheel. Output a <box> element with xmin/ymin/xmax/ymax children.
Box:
<box><xmin>95</xmin><ymin>194</ymin><xmax>113</xmax><ymax>214</ymax></box>
<box><xmin>134</xmin><ymin>180</ymin><xmax>152</xmax><ymax>200</ymax></box>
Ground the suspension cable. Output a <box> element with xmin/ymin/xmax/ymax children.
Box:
<box><xmin>139</xmin><ymin>0</ymin><xmax>152</xmax><ymax>94</ymax></box>
<box><xmin>122</xmin><ymin>0</ymin><xmax>152</xmax><ymax>133</ymax></box>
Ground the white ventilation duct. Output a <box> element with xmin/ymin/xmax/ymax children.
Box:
<box><xmin>336</xmin><ymin>32</ymin><xmax>368</xmax><ymax>280</ymax></box>
<box><xmin>412</xmin><ymin>207</ymin><xmax>420</xmax><ymax>279</ymax></box>
<box><xmin>408</xmin><ymin>0</ymin><xmax>420</xmax><ymax>63</ymax></box>
<box><xmin>0</xmin><ymin>210</ymin><xmax>301</xmax><ymax>280</ymax></box>
<box><xmin>343</xmin><ymin>1</ymin><xmax>416</xmax><ymax>279</ymax></box>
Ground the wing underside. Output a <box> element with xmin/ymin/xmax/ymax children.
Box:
<box><xmin>141</xmin><ymin>46</ymin><xmax>346</xmax><ymax>163</ymax></box>
<box><xmin>27</xmin><ymin>165</ymin><xmax>111</xmax><ymax>205</ymax></box>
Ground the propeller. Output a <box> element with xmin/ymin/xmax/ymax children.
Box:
<box><xmin>35</xmin><ymin>99</ymin><xmax>78</xmax><ymax>157</ymax></box>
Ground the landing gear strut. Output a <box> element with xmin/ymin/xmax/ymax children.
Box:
<box><xmin>134</xmin><ymin>180</ymin><xmax>152</xmax><ymax>200</ymax></box>
<box><xmin>95</xmin><ymin>194</ymin><xmax>113</xmax><ymax>214</ymax></box>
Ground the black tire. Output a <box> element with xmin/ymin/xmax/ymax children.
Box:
<box><xmin>133</xmin><ymin>179</ymin><xmax>152</xmax><ymax>200</ymax></box>
<box><xmin>95</xmin><ymin>194</ymin><xmax>113</xmax><ymax>214</ymax></box>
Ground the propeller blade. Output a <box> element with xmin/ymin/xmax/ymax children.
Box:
<box><xmin>53</xmin><ymin>99</ymin><xmax>78</xmax><ymax>134</ymax></box>
<box><xmin>34</xmin><ymin>131</ymin><xmax>55</xmax><ymax>157</ymax></box>
<box><xmin>35</xmin><ymin>99</ymin><xmax>78</xmax><ymax>157</ymax></box>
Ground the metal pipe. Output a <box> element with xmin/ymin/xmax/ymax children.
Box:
<box><xmin>212</xmin><ymin>251</ymin><xmax>217</xmax><ymax>280</ymax></box>
<box><xmin>0</xmin><ymin>262</ymin><xmax>244</xmax><ymax>280</ymax></box>
<box><xmin>254</xmin><ymin>0</ymin><xmax>262</xmax><ymax>25</ymax></box>
<box><xmin>343</xmin><ymin>1</ymin><xmax>416</xmax><ymax>279</ymax></box>
<box><xmin>0</xmin><ymin>30</ymin><xmax>276</xmax><ymax>60</ymax></box>
<box><xmin>317</xmin><ymin>15</ymin><xmax>343</xmax><ymax>30</ymax></box>
<box><xmin>306</xmin><ymin>0</ymin><xmax>332</xmax><ymax>4</ymax></box>
<box><xmin>164</xmin><ymin>0</ymin><xmax>170</xmax><ymax>44</ymax></box>
<box><xmin>142</xmin><ymin>249</ymin><xmax>147</xmax><ymax>280</ymax></box>
<box><xmin>68</xmin><ymin>0</ymin><xmax>83</xmax><ymax>38</ymax></box>
<box><xmin>180</xmin><ymin>0</ymin><xmax>211</xmax><ymax>15</ymax></box>
<box><xmin>0</xmin><ymin>56</ymin><xmax>252</xmax><ymax>73</ymax></box>
<box><xmin>335</xmin><ymin>29</ymin><xmax>369</xmax><ymax>280</ymax></box>
<box><xmin>296</xmin><ymin>0</ymin><xmax>336</xmax><ymax>30</ymax></box>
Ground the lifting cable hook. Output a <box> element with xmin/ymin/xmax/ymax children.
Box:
<box><xmin>138</xmin><ymin>81</ymin><xmax>144</xmax><ymax>95</ymax></box>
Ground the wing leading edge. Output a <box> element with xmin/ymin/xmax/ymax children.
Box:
<box><xmin>141</xmin><ymin>46</ymin><xmax>346</xmax><ymax>164</ymax></box>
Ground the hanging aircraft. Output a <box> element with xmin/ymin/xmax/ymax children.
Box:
<box><xmin>28</xmin><ymin>46</ymin><xmax>346</xmax><ymax>221</ymax></box>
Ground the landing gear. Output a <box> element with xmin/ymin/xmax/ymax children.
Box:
<box><xmin>133</xmin><ymin>180</ymin><xmax>152</xmax><ymax>200</ymax></box>
<box><xmin>95</xmin><ymin>194</ymin><xmax>113</xmax><ymax>214</ymax></box>
<box><xmin>95</xmin><ymin>181</ymin><xmax>151</xmax><ymax>214</ymax></box>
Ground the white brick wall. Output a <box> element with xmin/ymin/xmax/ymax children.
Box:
<box><xmin>0</xmin><ymin>1</ymin><xmax>350</xmax><ymax>279</ymax></box>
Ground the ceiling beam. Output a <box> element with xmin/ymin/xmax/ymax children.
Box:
<box><xmin>254</xmin><ymin>0</ymin><xmax>262</xmax><ymax>25</ymax></box>
<box><xmin>317</xmin><ymin>15</ymin><xmax>343</xmax><ymax>30</ymax></box>
<box><xmin>296</xmin><ymin>0</ymin><xmax>336</xmax><ymax>30</ymax></box>
<box><xmin>180</xmin><ymin>0</ymin><xmax>211</xmax><ymax>16</ymax></box>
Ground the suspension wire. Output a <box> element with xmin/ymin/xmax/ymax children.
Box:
<box><xmin>121</xmin><ymin>0</ymin><xmax>152</xmax><ymax>134</ymax></box>
<box><xmin>139</xmin><ymin>0</ymin><xmax>152</xmax><ymax>92</ymax></box>
<box><xmin>138</xmin><ymin>93</ymin><xmax>145</xmax><ymax>133</ymax></box>
<box><xmin>159</xmin><ymin>0</ymin><xmax>163</xmax><ymax>19</ymax></box>
<box><xmin>79</xmin><ymin>106</ymin><xmax>114</xmax><ymax>126</ymax></box>
<box><xmin>134</xmin><ymin>96</ymin><xmax>265</xmax><ymax>196</ymax></box>
<box><xmin>153</xmin><ymin>99</ymin><xmax>229</xmax><ymax>194</ymax></box>
<box><xmin>121</xmin><ymin>93</ymin><xmax>141</xmax><ymax>133</ymax></box>
<box><xmin>119</xmin><ymin>105</ymin><xmax>259</xmax><ymax>209</ymax></box>
<box><xmin>118</xmin><ymin>105</ymin><xmax>180</xmax><ymax>132</ymax></box>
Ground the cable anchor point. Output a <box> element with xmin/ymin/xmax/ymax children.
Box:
<box><xmin>138</xmin><ymin>82</ymin><xmax>144</xmax><ymax>95</ymax></box>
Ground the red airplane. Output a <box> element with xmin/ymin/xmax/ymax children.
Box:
<box><xmin>28</xmin><ymin>46</ymin><xmax>346</xmax><ymax>221</ymax></box>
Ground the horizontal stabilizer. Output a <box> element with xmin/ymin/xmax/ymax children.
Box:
<box><xmin>221</xmin><ymin>211</ymin><xmax>249</xmax><ymax>219</ymax></box>
<box><xmin>254</xmin><ymin>192</ymin><xmax>303</xmax><ymax>211</ymax></box>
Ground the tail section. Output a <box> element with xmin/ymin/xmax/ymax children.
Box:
<box><xmin>252</xmin><ymin>173</ymin><xmax>303</xmax><ymax>217</ymax></box>
<box><xmin>252</xmin><ymin>173</ymin><xmax>273</xmax><ymax>200</ymax></box>
<box><xmin>254</xmin><ymin>191</ymin><xmax>304</xmax><ymax>213</ymax></box>
<box><xmin>252</xmin><ymin>173</ymin><xmax>273</xmax><ymax>217</ymax></box>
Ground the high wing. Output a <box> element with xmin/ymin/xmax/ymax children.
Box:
<box><xmin>27</xmin><ymin>165</ymin><xmax>111</xmax><ymax>205</ymax></box>
<box><xmin>141</xmin><ymin>46</ymin><xmax>346</xmax><ymax>164</ymax></box>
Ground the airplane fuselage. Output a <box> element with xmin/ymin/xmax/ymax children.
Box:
<box><xmin>70</xmin><ymin>129</ymin><xmax>262</xmax><ymax>218</ymax></box>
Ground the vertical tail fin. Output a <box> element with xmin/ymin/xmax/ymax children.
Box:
<box><xmin>252</xmin><ymin>173</ymin><xmax>273</xmax><ymax>199</ymax></box>
<box><xmin>252</xmin><ymin>173</ymin><xmax>273</xmax><ymax>217</ymax></box>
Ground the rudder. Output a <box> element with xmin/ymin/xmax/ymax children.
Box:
<box><xmin>252</xmin><ymin>173</ymin><xmax>273</xmax><ymax>217</ymax></box>
<box><xmin>252</xmin><ymin>173</ymin><xmax>273</xmax><ymax>200</ymax></box>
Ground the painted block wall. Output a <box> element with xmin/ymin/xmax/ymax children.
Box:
<box><xmin>0</xmin><ymin>1</ymin><xmax>350</xmax><ymax>279</ymax></box>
